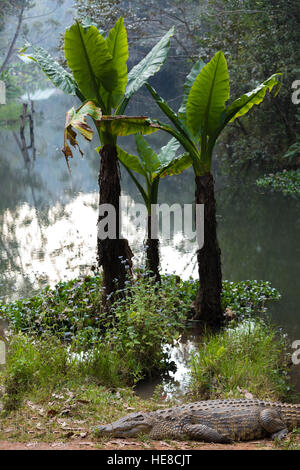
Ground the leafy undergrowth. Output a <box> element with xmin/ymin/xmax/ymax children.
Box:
<box><xmin>256</xmin><ymin>169</ymin><xmax>300</xmax><ymax>197</ymax></box>
<box><xmin>0</xmin><ymin>275</ymin><xmax>281</xmax><ymax>340</ymax></box>
<box><xmin>188</xmin><ymin>318</ymin><xmax>293</xmax><ymax>402</ymax></box>
<box><xmin>0</xmin><ymin>333</ymin><xmax>167</xmax><ymax>444</ymax></box>
<box><xmin>0</xmin><ymin>275</ymin><xmax>104</xmax><ymax>341</ymax></box>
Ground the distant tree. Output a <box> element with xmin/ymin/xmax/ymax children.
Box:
<box><xmin>0</xmin><ymin>0</ymin><xmax>65</xmax><ymax>74</ymax></box>
<box><xmin>196</xmin><ymin>0</ymin><xmax>300</xmax><ymax>171</ymax></box>
<box><xmin>75</xmin><ymin>0</ymin><xmax>205</xmax><ymax>57</ymax></box>
<box><xmin>75</xmin><ymin>0</ymin><xmax>123</xmax><ymax>32</ymax></box>
<box><xmin>0</xmin><ymin>1</ymin><xmax>32</xmax><ymax>74</ymax></box>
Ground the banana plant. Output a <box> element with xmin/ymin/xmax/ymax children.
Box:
<box><xmin>21</xmin><ymin>18</ymin><xmax>173</xmax><ymax>304</ymax></box>
<box><xmin>139</xmin><ymin>52</ymin><xmax>282</xmax><ymax>326</ymax></box>
<box><xmin>117</xmin><ymin>135</ymin><xmax>191</xmax><ymax>281</ymax></box>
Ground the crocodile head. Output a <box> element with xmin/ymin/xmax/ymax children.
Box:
<box><xmin>94</xmin><ymin>412</ymin><xmax>152</xmax><ymax>438</ymax></box>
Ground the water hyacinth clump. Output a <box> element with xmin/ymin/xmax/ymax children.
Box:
<box><xmin>0</xmin><ymin>275</ymin><xmax>104</xmax><ymax>340</ymax></box>
<box><xmin>221</xmin><ymin>280</ymin><xmax>281</xmax><ymax>319</ymax></box>
<box><xmin>0</xmin><ymin>275</ymin><xmax>281</xmax><ymax>341</ymax></box>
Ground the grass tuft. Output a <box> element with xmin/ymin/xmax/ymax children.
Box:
<box><xmin>189</xmin><ymin>318</ymin><xmax>292</xmax><ymax>401</ymax></box>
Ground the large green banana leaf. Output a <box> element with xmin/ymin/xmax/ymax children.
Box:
<box><xmin>22</xmin><ymin>19</ymin><xmax>173</xmax><ymax>120</ymax></box>
<box><xmin>178</xmin><ymin>58</ymin><xmax>206</xmax><ymax>118</ymax></box>
<box><xmin>19</xmin><ymin>45</ymin><xmax>79</xmax><ymax>97</ymax></box>
<box><xmin>96</xmin><ymin>115</ymin><xmax>158</xmax><ymax>137</ymax></box>
<box><xmin>186</xmin><ymin>51</ymin><xmax>229</xmax><ymax>136</ymax></box>
<box><xmin>105</xmin><ymin>17</ymin><xmax>128</xmax><ymax>94</ymax></box>
<box><xmin>102</xmin><ymin>17</ymin><xmax>129</xmax><ymax>108</ymax></box>
<box><xmin>117</xmin><ymin>27</ymin><xmax>174</xmax><ymax>114</ymax></box>
<box><xmin>225</xmin><ymin>73</ymin><xmax>282</xmax><ymax>124</ymax></box>
<box><xmin>135</xmin><ymin>134</ymin><xmax>161</xmax><ymax>174</ymax></box>
<box><xmin>64</xmin><ymin>22</ymin><xmax>115</xmax><ymax>108</ymax></box>
<box><xmin>116</xmin><ymin>146</ymin><xmax>146</xmax><ymax>177</ymax></box>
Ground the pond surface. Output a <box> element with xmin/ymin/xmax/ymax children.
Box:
<box><xmin>1</xmin><ymin>92</ymin><xmax>299</xmax><ymax>394</ymax></box>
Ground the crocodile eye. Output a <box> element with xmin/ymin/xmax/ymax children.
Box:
<box><xmin>134</xmin><ymin>414</ymin><xmax>144</xmax><ymax>421</ymax></box>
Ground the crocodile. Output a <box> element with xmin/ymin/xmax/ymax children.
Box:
<box><xmin>94</xmin><ymin>399</ymin><xmax>300</xmax><ymax>443</ymax></box>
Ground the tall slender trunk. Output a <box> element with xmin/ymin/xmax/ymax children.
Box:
<box><xmin>145</xmin><ymin>213</ymin><xmax>161</xmax><ymax>283</ymax></box>
<box><xmin>0</xmin><ymin>4</ymin><xmax>25</xmax><ymax>74</ymax></box>
<box><xmin>194</xmin><ymin>173</ymin><xmax>223</xmax><ymax>327</ymax></box>
<box><xmin>97</xmin><ymin>144</ymin><xmax>133</xmax><ymax>306</ymax></box>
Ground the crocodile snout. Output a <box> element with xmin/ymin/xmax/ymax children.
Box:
<box><xmin>94</xmin><ymin>424</ymin><xmax>113</xmax><ymax>435</ymax></box>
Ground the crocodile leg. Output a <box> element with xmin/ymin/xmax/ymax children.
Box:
<box><xmin>183</xmin><ymin>423</ymin><xmax>233</xmax><ymax>443</ymax></box>
<box><xmin>259</xmin><ymin>409</ymin><xmax>289</xmax><ymax>440</ymax></box>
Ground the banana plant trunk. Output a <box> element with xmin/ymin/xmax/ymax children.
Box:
<box><xmin>97</xmin><ymin>144</ymin><xmax>133</xmax><ymax>306</ymax></box>
<box><xmin>194</xmin><ymin>173</ymin><xmax>223</xmax><ymax>327</ymax></box>
<box><xmin>146</xmin><ymin>213</ymin><xmax>161</xmax><ymax>283</ymax></box>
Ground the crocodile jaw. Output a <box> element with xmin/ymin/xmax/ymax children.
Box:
<box><xmin>95</xmin><ymin>423</ymin><xmax>152</xmax><ymax>438</ymax></box>
<box><xmin>94</xmin><ymin>413</ymin><xmax>152</xmax><ymax>438</ymax></box>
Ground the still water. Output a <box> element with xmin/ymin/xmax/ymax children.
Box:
<box><xmin>1</xmin><ymin>92</ymin><xmax>299</xmax><ymax>394</ymax></box>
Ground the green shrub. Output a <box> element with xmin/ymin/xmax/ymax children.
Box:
<box><xmin>108</xmin><ymin>276</ymin><xmax>187</xmax><ymax>378</ymax></box>
<box><xmin>257</xmin><ymin>170</ymin><xmax>300</xmax><ymax>197</ymax></box>
<box><xmin>189</xmin><ymin>319</ymin><xmax>291</xmax><ymax>401</ymax></box>
<box><xmin>1</xmin><ymin>333</ymin><xmax>70</xmax><ymax>411</ymax></box>
<box><xmin>74</xmin><ymin>342</ymin><xmax>133</xmax><ymax>388</ymax></box>
<box><xmin>0</xmin><ymin>333</ymin><xmax>133</xmax><ymax>412</ymax></box>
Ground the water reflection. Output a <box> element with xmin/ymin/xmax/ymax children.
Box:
<box><xmin>218</xmin><ymin>182</ymin><xmax>300</xmax><ymax>339</ymax></box>
<box><xmin>134</xmin><ymin>334</ymin><xmax>199</xmax><ymax>401</ymax></box>
<box><xmin>0</xmin><ymin>194</ymin><xmax>96</xmax><ymax>300</ymax></box>
<box><xmin>0</xmin><ymin>190</ymin><xmax>199</xmax><ymax>302</ymax></box>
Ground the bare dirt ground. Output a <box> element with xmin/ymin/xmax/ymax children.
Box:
<box><xmin>0</xmin><ymin>438</ymin><xmax>277</xmax><ymax>450</ymax></box>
